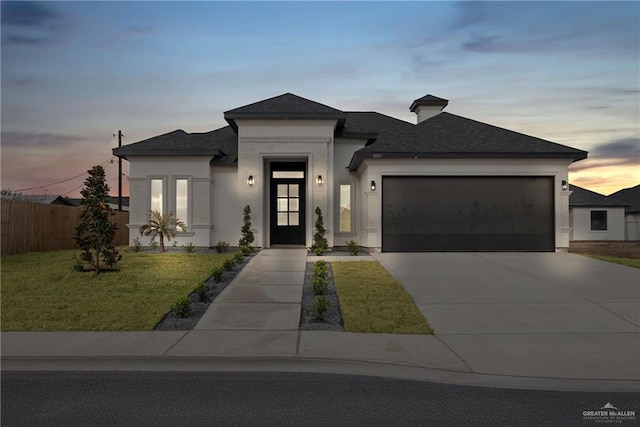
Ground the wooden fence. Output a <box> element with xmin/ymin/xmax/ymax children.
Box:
<box><xmin>1</xmin><ymin>199</ymin><xmax>129</xmax><ymax>255</ymax></box>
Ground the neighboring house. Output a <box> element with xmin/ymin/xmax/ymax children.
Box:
<box><xmin>568</xmin><ymin>184</ymin><xmax>628</xmax><ymax>241</ymax></box>
<box><xmin>113</xmin><ymin>93</ymin><xmax>587</xmax><ymax>252</ymax></box>
<box><xmin>68</xmin><ymin>197</ymin><xmax>130</xmax><ymax>212</ymax></box>
<box><xmin>1</xmin><ymin>194</ymin><xmax>76</xmax><ymax>207</ymax></box>
<box><xmin>609</xmin><ymin>184</ymin><xmax>640</xmax><ymax>240</ymax></box>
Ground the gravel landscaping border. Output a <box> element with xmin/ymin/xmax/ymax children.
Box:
<box><xmin>300</xmin><ymin>261</ymin><xmax>344</xmax><ymax>331</ymax></box>
<box><xmin>153</xmin><ymin>251</ymin><xmax>257</xmax><ymax>331</ymax></box>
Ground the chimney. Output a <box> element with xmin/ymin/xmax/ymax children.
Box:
<box><xmin>410</xmin><ymin>94</ymin><xmax>448</xmax><ymax>124</ymax></box>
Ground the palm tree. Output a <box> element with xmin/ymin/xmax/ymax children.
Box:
<box><xmin>139</xmin><ymin>210</ymin><xmax>186</xmax><ymax>252</ymax></box>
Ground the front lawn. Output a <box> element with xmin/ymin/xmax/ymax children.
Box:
<box><xmin>574</xmin><ymin>253</ymin><xmax>640</xmax><ymax>269</ymax></box>
<box><xmin>1</xmin><ymin>249</ymin><xmax>234</xmax><ymax>331</ymax></box>
<box><xmin>331</xmin><ymin>261</ymin><xmax>433</xmax><ymax>334</ymax></box>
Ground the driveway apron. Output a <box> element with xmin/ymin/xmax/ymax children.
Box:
<box><xmin>374</xmin><ymin>252</ymin><xmax>640</xmax><ymax>381</ymax></box>
<box><xmin>194</xmin><ymin>249</ymin><xmax>307</xmax><ymax>331</ymax></box>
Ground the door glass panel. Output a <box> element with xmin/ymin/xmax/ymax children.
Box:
<box><xmin>277</xmin><ymin>184</ymin><xmax>288</xmax><ymax>197</ymax></box>
<box><xmin>273</xmin><ymin>171</ymin><xmax>304</xmax><ymax>179</ymax></box>
<box><xmin>289</xmin><ymin>198</ymin><xmax>299</xmax><ymax>212</ymax></box>
<box><xmin>277</xmin><ymin>213</ymin><xmax>288</xmax><ymax>226</ymax></box>
<box><xmin>289</xmin><ymin>213</ymin><xmax>299</xmax><ymax>226</ymax></box>
<box><xmin>277</xmin><ymin>198</ymin><xmax>288</xmax><ymax>211</ymax></box>
<box><xmin>289</xmin><ymin>184</ymin><xmax>299</xmax><ymax>197</ymax></box>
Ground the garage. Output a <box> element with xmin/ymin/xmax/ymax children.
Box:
<box><xmin>382</xmin><ymin>176</ymin><xmax>555</xmax><ymax>252</ymax></box>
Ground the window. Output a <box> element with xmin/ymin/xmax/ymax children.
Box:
<box><xmin>591</xmin><ymin>210</ymin><xmax>607</xmax><ymax>231</ymax></box>
<box><xmin>176</xmin><ymin>179</ymin><xmax>188</xmax><ymax>228</ymax></box>
<box><xmin>336</xmin><ymin>182</ymin><xmax>354</xmax><ymax>234</ymax></box>
<box><xmin>276</xmin><ymin>183</ymin><xmax>300</xmax><ymax>226</ymax></box>
<box><xmin>150</xmin><ymin>179</ymin><xmax>163</xmax><ymax>215</ymax></box>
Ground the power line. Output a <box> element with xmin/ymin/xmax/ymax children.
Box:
<box><xmin>15</xmin><ymin>158</ymin><xmax>115</xmax><ymax>192</ymax></box>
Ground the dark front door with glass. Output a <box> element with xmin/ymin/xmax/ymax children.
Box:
<box><xmin>270</xmin><ymin>164</ymin><xmax>306</xmax><ymax>245</ymax></box>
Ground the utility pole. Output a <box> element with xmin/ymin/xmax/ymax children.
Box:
<box><xmin>118</xmin><ymin>130</ymin><xmax>123</xmax><ymax>211</ymax></box>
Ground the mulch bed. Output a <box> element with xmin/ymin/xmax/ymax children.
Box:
<box><xmin>300</xmin><ymin>261</ymin><xmax>344</xmax><ymax>331</ymax></box>
<box><xmin>153</xmin><ymin>251</ymin><xmax>256</xmax><ymax>330</ymax></box>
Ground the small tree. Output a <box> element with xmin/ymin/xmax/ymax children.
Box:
<box><xmin>139</xmin><ymin>210</ymin><xmax>186</xmax><ymax>252</ymax></box>
<box><xmin>238</xmin><ymin>205</ymin><xmax>254</xmax><ymax>248</ymax></box>
<box><xmin>73</xmin><ymin>165</ymin><xmax>121</xmax><ymax>274</ymax></box>
<box><xmin>311</xmin><ymin>206</ymin><xmax>328</xmax><ymax>256</ymax></box>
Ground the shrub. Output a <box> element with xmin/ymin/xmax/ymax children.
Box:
<box><xmin>172</xmin><ymin>297</ymin><xmax>192</xmax><ymax>318</ymax></box>
<box><xmin>184</xmin><ymin>242</ymin><xmax>196</xmax><ymax>253</ymax></box>
<box><xmin>238</xmin><ymin>205</ymin><xmax>255</xmax><ymax>248</ymax></box>
<box><xmin>132</xmin><ymin>237</ymin><xmax>142</xmax><ymax>252</ymax></box>
<box><xmin>312</xmin><ymin>275</ymin><xmax>329</xmax><ymax>295</ymax></box>
<box><xmin>240</xmin><ymin>245</ymin><xmax>252</xmax><ymax>256</ymax></box>
<box><xmin>234</xmin><ymin>251</ymin><xmax>245</xmax><ymax>264</ymax></box>
<box><xmin>310</xmin><ymin>296</ymin><xmax>331</xmax><ymax>318</ymax></box>
<box><xmin>211</xmin><ymin>267</ymin><xmax>224</xmax><ymax>282</ymax></box>
<box><xmin>346</xmin><ymin>240</ymin><xmax>359</xmax><ymax>256</ymax></box>
<box><xmin>149</xmin><ymin>240</ymin><xmax>159</xmax><ymax>249</ymax></box>
<box><xmin>312</xmin><ymin>260</ymin><xmax>328</xmax><ymax>276</ymax></box>
<box><xmin>73</xmin><ymin>165</ymin><xmax>121</xmax><ymax>274</ymax></box>
<box><xmin>193</xmin><ymin>283</ymin><xmax>209</xmax><ymax>300</ymax></box>
<box><xmin>215</xmin><ymin>241</ymin><xmax>230</xmax><ymax>253</ymax></box>
<box><xmin>311</xmin><ymin>207</ymin><xmax>328</xmax><ymax>256</ymax></box>
<box><xmin>223</xmin><ymin>258</ymin><xmax>236</xmax><ymax>271</ymax></box>
<box><xmin>172</xmin><ymin>240</ymin><xmax>178</xmax><ymax>248</ymax></box>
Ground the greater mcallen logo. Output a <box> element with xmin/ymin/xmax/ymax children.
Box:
<box><xmin>583</xmin><ymin>403</ymin><xmax>636</xmax><ymax>423</ymax></box>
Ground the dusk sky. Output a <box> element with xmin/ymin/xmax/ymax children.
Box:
<box><xmin>2</xmin><ymin>1</ymin><xmax>638</xmax><ymax>197</ymax></box>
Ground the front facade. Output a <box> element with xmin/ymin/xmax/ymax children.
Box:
<box><xmin>114</xmin><ymin>93</ymin><xmax>587</xmax><ymax>252</ymax></box>
<box><xmin>568</xmin><ymin>185</ymin><xmax>628</xmax><ymax>241</ymax></box>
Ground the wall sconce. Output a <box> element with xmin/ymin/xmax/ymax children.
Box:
<box><xmin>561</xmin><ymin>180</ymin><xmax>568</xmax><ymax>191</ymax></box>
<box><xmin>316</xmin><ymin>175</ymin><xmax>323</xmax><ymax>185</ymax></box>
<box><xmin>247</xmin><ymin>175</ymin><xmax>254</xmax><ymax>186</ymax></box>
<box><xmin>370</xmin><ymin>180</ymin><xmax>376</xmax><ymax>191</ymax></box>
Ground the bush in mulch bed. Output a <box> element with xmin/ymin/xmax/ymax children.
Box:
<box><xmin>154</xmin><ymin>251</ymin><xmax>256</xmax><ymax>330</ymax></box>
<box><xmin>300</xmin><ymin>261</ymin><xmax>344</xmax><ymax>331</ymax></box>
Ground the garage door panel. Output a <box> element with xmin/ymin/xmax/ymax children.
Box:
<box><xmin>382</xmin><ymin>177</ymin><xmax>554</xmax><ymax>252</ymax></box>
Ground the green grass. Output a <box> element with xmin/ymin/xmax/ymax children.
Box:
<box><xmin>576</xmin><ymin>253</ymin><xmax>640</xmax><ymax>269</ymax></box>
<box><xmin>331</xmin><ymin>261</ymin><xmax>433</xmax><ymax>334</ymax></box>
<box><xmin>1</xmin><ymin>249</ymin><xmax>234</xmax><ymax>331</ymax></box>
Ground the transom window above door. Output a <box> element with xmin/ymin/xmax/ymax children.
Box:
<box><xmin>277</xmin><ymin>184</ymin><xmax>300</xmax><ymax>226</ymax></box>
<box><xmin>272</xmin><ymin>171</ymin><xmax>304</xmax><ymax>179</ymax></box>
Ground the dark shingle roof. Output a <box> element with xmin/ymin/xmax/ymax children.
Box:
<box><xmin>410</xmin><ymin>94</ymin><xmax>449</xmax><ymax>112</ymax></box>
<box><xmin>347</xmin><ymin>112</ymin><xmax>588</xmax><ymax>170</ymax></box>
<box><xmin>609</xmin><ymin>184</ymin><xmax>640</xmax><ymax>213</ymax></box>
<box><xmin>113</xmin><ymin>127</ymin><xmax>238</xmax><ymax>163</ymax></box>
<box><xmin>224</xmin><ymin>93</ymin><xmax>346</xmax><ymax>130</ymax></box>
<box><xmin>569</xmin><ymin>185</ymin><xmax>630</xmax><ymax>207</ymax></box>
<box><xmin>114</xmin><ymin>93</ymin><xmax>588</xmax><ymax>170</ymax></box>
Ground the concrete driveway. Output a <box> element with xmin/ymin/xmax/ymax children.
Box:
<box><xmin>374</xmin><ymin>252</ymin><xmax>640</xmax><ymax>381</ymax></box>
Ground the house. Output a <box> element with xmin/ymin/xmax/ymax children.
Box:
<box><xmin>568</xmin><ymin>184</ymin><xmax>628</xmax><ymax>241</ymax></box>
<box><xmin>68</xmin><ymin>197</ymin><xmax>130</xmax><ymax>212</ymax></box>
<box><xmin>609</xmin><ymin>184</ymin><xmax>640</xmax><ymax>240</ymax></box>
<box><xmin>113</xmin><ymin>93</ymin><xmax>587</xmax><ymax>252</ymax></box>
<box><xmin>0</xmin><ymin>194</ymin><xmax>76</xmax><ymax>207</ymax></box>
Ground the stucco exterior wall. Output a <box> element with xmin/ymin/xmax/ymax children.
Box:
<box><xmin>211</xmin><ymin>166</ymin><xmax>241</xmax><ymax>245</ymax></box>
<box><xmin>127</xmin><ymin>156</ymin><xmax>212</xmax><ymax>247</ymax></box>
<box><xmin>234</xmin><ymin>119</ymin><xmax>337</xmax><ymax>248</ymax></box>
<box><xmin>354</xmin><ymin>157</ymin><xmax>573</xmax><ymax>252</ymax></box>
<box><xmin>625</xmin><ymin>212</ymin><xmax>640</xmax><ymax>241</ymax></box>
<box><xmin>570</xmin><ymin>207</ymin><xmax>626</xmax><ymax>241</ymax></box>
<box><xmin>333</xmin><ymin>138</ymin><xmax>366</xmax><ymax>246</ymax></box>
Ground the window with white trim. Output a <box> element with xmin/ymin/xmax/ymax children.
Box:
<box><xmin>175</xmin><ymin>178</ymin><xmax>188</xmax><ymax>228</ymax></box>
<box><xmin>590</xmin><ymin>210</ymin><xmax>607</xmax><ymax>231</ymax></box>
<box><xmin>150</xmin><ymin>179</ymin><xmax>163</xmax><ymax>215</ymax></box>
<box><xmin>336</xmin><ymin>182</ymin><xmax>355</xmax><ymax>234</ymax></box>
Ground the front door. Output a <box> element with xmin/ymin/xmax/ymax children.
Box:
<box><xmin>270</xmin><ymin>163</ymin><xmax>306</xmax><ymax>245</ymax></box>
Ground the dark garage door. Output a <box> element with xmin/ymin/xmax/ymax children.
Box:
<box><xmin>382</xmin><ymin>176</ymin><xmax>554</xmax><ymax>252</ymax></box>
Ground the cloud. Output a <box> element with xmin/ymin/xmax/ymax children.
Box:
<box><xmin>1</xmin><ymin>1</ymin><xmax>66</xmax><ymax>46</ymax></box>
<box><xmin>569</xmin><ymin>138</ymin><xmax>640</xmax><ymax>172</ymax></box>
<box><xmin>1</xmin><ymin>131</ymin><xmax>85</xmax><ymax>148</ymax></box>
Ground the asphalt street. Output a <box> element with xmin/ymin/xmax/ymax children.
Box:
<box><xmin>2</xmin><ymin>371</ymin><xmax>638</xmax><ymax>426</ymax></box>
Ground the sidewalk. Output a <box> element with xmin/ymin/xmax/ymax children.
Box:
<box><xmin>2</xmin><ymin>250</ymin><xmax>638</xmax><ymax>392</ymax></box>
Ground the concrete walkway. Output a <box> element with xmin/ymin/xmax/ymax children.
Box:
<box><xmin>2</xmin><ymin>250</ymin><xmax>639</xmax><ymax>392</ymax></box>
